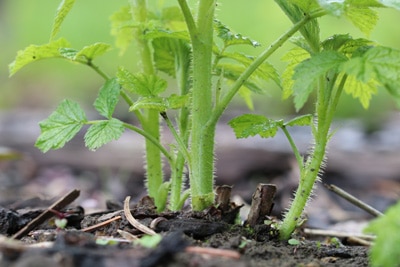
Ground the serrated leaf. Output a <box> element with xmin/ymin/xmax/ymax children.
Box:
<box><xmin>117</xmin><ymin>68</ymin><xmax>167</xmax><ymax>97</ymax></box>
<box><xmin>228</xmin><ymin>114</ymin><xmax>284</xmax><ymax>139</ymax></box>
<box><xmin>35</xmin><ymin>99</ymin><xmax>87</xmax><ymax>152</ymax></box>
<box><xmin>340</xmin><ymin>46</ymin><xmax>400</xmax><ymax>99</ymax></box>
<box><xmin>76</xmin><ymin>43</ymin><xmax>111</xmax><ymax>60</ymax></box>
<box><xmin>364</xmin><ymin>200</ymin><xmax>400</xmax><ymax>267</ymax></box>
<box><xmin>214</xmin><ymin>20</ymin><xmax>260</xmax><ymax>48</ymax></box>
<box><xmin>9</xmin><ymin>38</ymin><xmax>71</xmax><ymax>76</ymax></box>
<box><xmin>94</xmin><ymin>78</ymin><xmax>121</xmax><ymax>118</ymax></box>
<box><xmin>50</xmin><ymin>0</ymin><xmax>76</xmax><ymax>40</ymax></box>
<box><xmin>152</xmin><ymin>37</ymin><xmax>191</xmax><ymax>77</ymax></box>
<box><xmin>285</xmin><ymin>114</ymin><xmax>313</xmax><ymax>127</ymax></box>
<box><xmin>292</xmin><ymin>50</ymin><xmax>348</xmax><ymax>110</ymax></box>
<box><xmin>345</xmin><ymin>5</ymin><xmax>379</xmax><ymax>36</ymax></box>
<box><xmin>344</xmin><ymin>74</ymin><xmax>377</xmax><ymax>108</ymax></box>
<box><xmin>110</xmin><ymin>6</ymin><xmax>134</xmax><ymax>55</ymax></box>
<box><xmin>84</xmin><ymin>118</ymin><xmax>124</xmax><ymax>151</ymax></box>
<box><xmin>281</xmin><ymin>47</ymin><xmax>310</xmax><ymax>99</ymax></box>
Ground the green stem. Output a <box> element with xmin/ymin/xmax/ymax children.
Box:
<box><xmin>206</xmin><ymin>9</ymin><xmax>326</xmax><ymax>130</ymax></box>
<box><xmin>279</xmin><ymin>74</ymin><xmax>347</xmax><ymax>240</ymax></box>
<box><xmin>131</xmin><ymin>0</ymin><xmax>164</xmax><ymax>210</ymax></box>
<box><xmin>123</xmin><ymin>122</ymin><xmax>174</xmax><ymax>166</ymax></box>
<box><xmin>281</xmin><ymin>126</ymin><xmax>303</xmax><ymax>169</ymax></box>
<box><xmin>182</xmin><ymin>0</ymin><xmax>216</xmax><ymax>210</ymax></box>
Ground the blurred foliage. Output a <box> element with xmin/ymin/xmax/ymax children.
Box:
<box><xmin>1</xmin><ymin>0</ymin><xmax>399</xmax><ymax>126</ymax></box>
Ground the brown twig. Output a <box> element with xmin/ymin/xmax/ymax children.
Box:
<box><xmin>81</xmin><ymin>215</ymin><xmax>122</xmax><ymax>232</ymax></box>
<box><xmin>12</xmin><ymin>189</ymin><xmax>80</xmax><ymax>239</ymax></box>
<box><xmin>185</xmin><ymin>246</ymin><xmax>241</xmax><ymax>259</ymax></box>
<box><xmin>324</xmin><ymin>183</ymin><xmax>383</xmax><ymax>217</ymax></box>
<box><xmin>124</xmin><ymin>196</ymin><xmax>156</xmax><ymax>235</ymax></box>
<box><xmin>247</xmin><ymin>184</ymin><xmax>276</xmax><ymax>227</ymax></box>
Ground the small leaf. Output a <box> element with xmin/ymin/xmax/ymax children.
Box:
<box><xmin>144</xmin><ymin>29</ymin><xmax>190</xmax><ymax>42</ymax></box>
<box><xmin>340</xmin><ymin>46</ymin><xmax>400</xmax><ymax>99</ymax></box>
<box><xmin>117</xmin><ymin>69</ymin><xmax>167</xmax><ymax>97</ymax></box>
<box><xmin>50</xmin><ymin>0</ymin><xmax>76</xmax><ymax>40</ymax></box>
<box><xmin>110</xmin><ymin>6</ymin><xmax>134</xmax><ymax>55</ymax></box>
<box><xmin>35</xmin><ymin>99</ymin><xmax>87</xmax><ymax>152</ymax></box>
<box><xmin>9</xmin><ymin>38</ymin><xmax>71</xmax><ymax>76</ymax></box>
<box><xmin>364</xmin><ymin>200</ymin><xmax>400</xmax><ymax>267</ymax></box>
<box><xmin>238</xmin><ymin>87</ymin><xmax>254</xmax><ymax>110</ymax></box>
<box><xmin>228</xmin><ymin>114</ymin><xmax>284</xmax><ymax>139</ymax></box>
<box><xmin>94</xmin><ymin>78</ymin><xmax>121</xmax><ymax>118</ymax></box>
<box><xmin>344</xmin><ymin>5</ymin><xmax>379</xmax><ymax>36</ymax></box>
<box><xmin>214</xmin><ymin>19</ymin><xmax>260</xmax><ymax>48</ymax></box>
<box><xmin>285</xmin><ymin>114</ymin><xmax>313</xmax><ymax>127</ymax></box>
<box><xmin>344</xmin><ymin>75</ymin><xmax>377</xmax><ymax>109</ymax></box>
<box><xmin>281</xmin><ymin>47</ymin><xmax>310</xmax><ymax>99</ymax></box>
<box><xmin>84</xmin><ymin>118</ymin><xmax>124</xmax><ymax>151</ymax></box>
<box><xmin>166</xmin><ymin>94</ymin><xmax>189</xmax><ymax>109</ymax></box>
<box><xmin>292</xmin><ymin>50</ymin><xmax>348</xmax><ymax>110</ymax></box>
<box><xmin>134</xmin><ymin>234</ymin><xmax>162</xmax><ymax>248</ymax></box>
<box><xmin>152</xmin><ymin>37</ymin><xmax>191</xmax><ymax>77</ymax></box>
<box><xmin>76</xmin><ymin>43</ymin><xmax>111</xmax><ymax>61</ymax></box>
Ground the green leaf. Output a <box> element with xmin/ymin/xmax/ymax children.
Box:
<box><xmin>364</xmin><ymin>201</ymin><xmax>400</xmax><ymax>267</ymax></box>
<box><xmin>344</xmin><ymin>4</ymin><xmax>379</xmax><ymax>36</ymax></box>
<box><xmin>110</xmin><ymin>6</ymin><xmax>134</xmax><ymax>55</ymax></box>
<box><xmin>289</xmin><ymin>0</ymin><xmax>320</xmax><ymax>12</ymax></box>
<box><xmin>50</xmin><ymin>0</ymin><xmax>76</xmax><ymax>40</ymax></box>
<box><xmin>144</xmin><ymin>29</ymin><xmax>190</xmax><ymax>42</ymax></box>
<box><xmin>344</xmin><ymin>74</ymin><xmax>377</xmax><ymax>108</ymax></box>
<box><xmin>9</xmin><ymin>38</ymin><xmax>71</xmax><ymax>76</ymax></box>
<box><xmin>134</xmin><ymin>234</ymin><xmax>162</xmax><ymax>248</ymax></box>
<box><xmin>292</xmin><ymin>50</ymin><xmax>348</xmax><ymax>110</ymax></box>
<box><xmin>228</xmin><ymin>114</ymin><xmax>284</xmax><ymax>139</ymax></box>
<box><xmin>340</xmin><ymin>46</ymin><xmax>400</xmax><ymax>99</ymax></box>
<box><xmin>285</xmin><ymin>114</ymin><xmax>313</xmax><ymax>127</ymax></box>
<box><xmin>152</xmin><ymin>37</ymin><xmax>191</xmax><ymax>77</ymax></box>
<box><xmin>35</xmin><ymin>99</ymin><xmax>87</xmax><ymax>152</ymax></box>
<box><xmin>281</xmin><ymin>47</ymin><xmax>310</xmax><ymax>99</ymax></box>
<box><xmin>214</xmin><ymin>19</ymin><xmax>260</xmax><ymax>48</ymax></box>
<box><xmin>94</xmin><ymin>78</ymin><xmax>121</xmax><ymax>118</ymax></box>
<box><xmin>84</xmin><ymin>118</ymin><xmax>124</xmax><ymax>151</ymax></box>
<box><xmin>117</xmin><ymin>68</ymin><xmax>167</xmax><ymax>97</ymax></box>
<box><xmin>238</xmin><ymin>87</ymin><xmax>254</xmax><ymax>110</ymax></box>
<box><xmin>76</xmin><ymin>43</ymin><xmax>111</xmax><ymax>61</ymax></box>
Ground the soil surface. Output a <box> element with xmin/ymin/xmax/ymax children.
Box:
<box><xmin>2</xmin><ymin>111</ymin><xmax>400</xmax><ymax>266</ymax></box>
<box><xmin>0</xmin><ymin>194</ymin><xmax>369</xmax><ymax>267</ymax></box>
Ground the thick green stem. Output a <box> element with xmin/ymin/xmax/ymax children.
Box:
<box><xmin>279</xmin><ymin>76</ymin><xmax>347</xmax><ymax>240</ymax></box>
<box><xmin>179</xmin><ymin>0</ymin><xmax>216</xmax><ymax>210</ymax></box>
<box><xmin>131</xmin><ymin>0</ymin><xmax>164</xmax><ymax>210</ymax></box>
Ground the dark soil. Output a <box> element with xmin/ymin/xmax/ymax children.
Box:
<box><xmin>0</xmin><ymin>193</ymin><xmax>369</xmax><ymax>267</ymax></box>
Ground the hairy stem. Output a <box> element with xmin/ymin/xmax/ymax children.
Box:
<box><xmin>131</xmin><ymin>0</ymin><xmax>164</xmax><ymax>210</ymax></box>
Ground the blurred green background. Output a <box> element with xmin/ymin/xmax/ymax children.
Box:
<box><xmin>1</xmin><ymin>1</ymin><xmax>399</xmax><ymax>128</ymax></box>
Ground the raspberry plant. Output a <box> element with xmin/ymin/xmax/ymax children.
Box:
<box><xmin>9</xmin><ymin>0</ymin><xmax>400</xmax><ymax>243</ymax></box>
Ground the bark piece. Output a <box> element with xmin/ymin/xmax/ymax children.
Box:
<box><xmin>247</xmin><ymin>184</ymin><xmax>276</xmax><ymax>227</ymax></box>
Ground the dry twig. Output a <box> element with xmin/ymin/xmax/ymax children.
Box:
<box><xmin>124</xmin><ymin>196</ymin><xmax>157</xmax><ymax>235</ymax></box>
